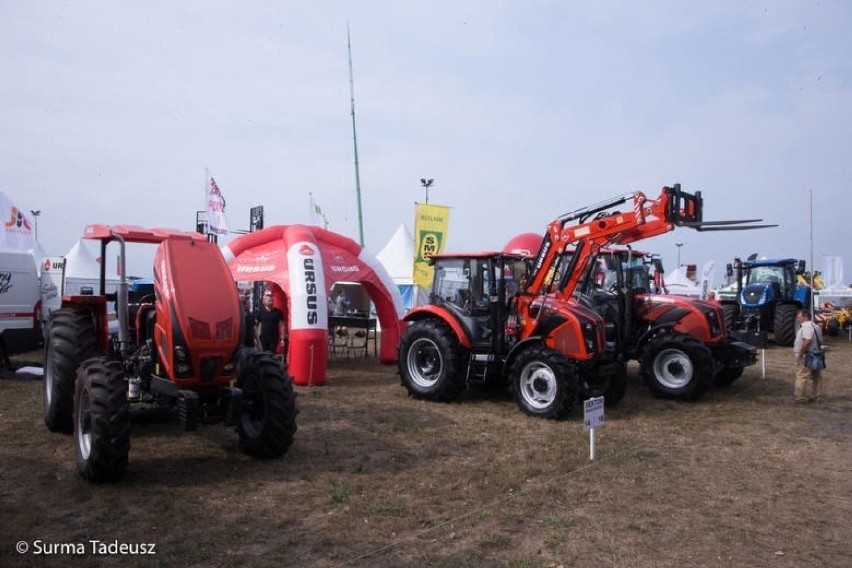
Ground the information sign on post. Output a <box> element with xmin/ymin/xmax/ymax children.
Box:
<box><xmin>583</xmin><ymin>396</ymin><xmax>605</xmax><ymax>460</ymax></box>
<box><xmin>583</xmin><ymin>396</ymin><xmax>605</xmax><ymax>431</ymax></box>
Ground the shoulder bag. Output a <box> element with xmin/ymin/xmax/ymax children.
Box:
<box><xmin>804</xmin><ymin>322</ymin><xmax>826</xmax><ymax>371</ymax></box>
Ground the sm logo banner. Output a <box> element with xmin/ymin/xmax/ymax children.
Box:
<box><xmin>413</xmin><ymin>203</ymin><xmax>450</xmax><ymax>289</ymax></box>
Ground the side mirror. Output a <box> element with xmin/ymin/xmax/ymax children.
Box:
<box><xmin>796</xmin><ymin>259</ymin><xmax>806</xmax><ymax>273</ymax></box>
<box><xmin>726</xmin><ymin>264</ymin><xmax>733</xmax><ymax>277</ymax></box>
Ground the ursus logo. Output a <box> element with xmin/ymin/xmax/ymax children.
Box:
<box><xmin>299</xmin><ymin>244</ymin><xmax>315</xmax><ymax>256</ymax></box>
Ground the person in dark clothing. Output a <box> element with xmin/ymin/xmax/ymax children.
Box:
<box><xmin>242</xmin><ymin>295</ymin><xmax>257</xmax><ymax>348</ymax></box>
<box><xmin>256</xmin><ymin>290</ymin><xmax>286</xmax><ymax>353</ymax></box>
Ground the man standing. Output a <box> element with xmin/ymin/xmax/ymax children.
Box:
<box><xmin>256</xmin><ymin>290</ymin><xmax>286</xmax><ymax>355</ymax></box>
<box><xmin>793</xmin><ymin>309</ymin><xmax>823</xmax><ymax>403</ymax></box>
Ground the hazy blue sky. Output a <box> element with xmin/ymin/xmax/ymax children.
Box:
<box><xmin>2</xmin><ymin>1</ymin><xmax>850</xmax><ymax>284</ymax></box>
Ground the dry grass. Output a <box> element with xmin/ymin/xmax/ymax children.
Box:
<box><xmin>1</xmin><ymin>337</ymin><xmax>850</xmax><ymax>567</ymax></box>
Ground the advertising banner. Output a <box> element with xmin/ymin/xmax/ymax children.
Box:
<box><xmin>412</xmin><ymin>203</ymin><xmax>450</xmax><ymax>290</ymax></box>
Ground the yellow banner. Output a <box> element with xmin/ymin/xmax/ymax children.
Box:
<box><xmin>413</xmin><ymin>203</ymin><xmax>450</xmax><ymax>289</ymax></box>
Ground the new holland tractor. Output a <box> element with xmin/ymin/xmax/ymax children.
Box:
<box><xmin>720</xmin><ymin>256</ymin><xmax>812</xmax><ymax>347</ymax></box>
<box><xmin>42</xmin><ymin>225</ymin><xmax>297</xmax><ymax>483</ymax></box>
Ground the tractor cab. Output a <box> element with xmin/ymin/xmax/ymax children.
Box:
<box><xmin>429</xmin><ymin>253</ymin><xmax>528</xmax><ymax>351</ymax></box>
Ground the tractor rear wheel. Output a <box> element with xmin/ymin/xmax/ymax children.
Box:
<box><xmin>44</xmin><ymin>308</ymin><xmax>97</xmax><ymax>434</ymax></box>
<box><xmin>773</xmin><ymin>303</ymin><xmax>798</xmax><ymax>347</ymax></box>
<box><xmin>398</xmin><ymin>320</ymin><xmax>467</xmax><ymax>402</ymax></box>
<box><xmin>511</xmin><ymin>346</ymin><xmax>577</xmax><ymax>419</ymax></box>
<box><xmin>640</xmin><ymin>333</ymin><xmax>713</xmax><ymax>401</ymax></box>
<box><xmin>236</xmin><ymin>353</ymin><xmax>297</xmax><ymax>458</ymax></box>
<box><xmin>74</xmin><ymin>357</ymin><xmax>130</xmax><ymax>483</ymax></box>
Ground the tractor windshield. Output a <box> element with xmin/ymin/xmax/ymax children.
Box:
<box><xmin>746</xmin><ymin>265</ymin><xmax>786</xmax><ymax>286</ymax></box>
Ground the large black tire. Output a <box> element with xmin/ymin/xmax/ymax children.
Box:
<box><xmin>398</xmin><ymin>320</ymin><xmax>468</xmax><ymax>402</ymax></box>
<box><xmin>578</xmin><ymin>361</ymin><xmax>628</xmax><ymax>407</ymax></box>
<box><xmin>773</xmin><ymin>303</ymin><xmax>798</xmax><ymax>347</ymax></box>
<box><xmin>721</xmin><ymin>303</ymin><xmax>740</xmax><ymax>333</ymax></box>
<box><xmin>714</xmin><ymin>365</ymin><xmax>745</xmax><ymax>387</ymax></box>
<box><xmin>640</xmin><ymin>333</ymin><xmax>714</xmax><ymax>401</ymax></box>
<box><xmin>74</xmin><ymin>357</ymin><xmax>130</xmax><ymax>483</ymax></box>
<box><xmin>236</xmin><ymin>353</ymin><xmax>298</xmax><ymax>458</ymax></box>
<box><xmin>510</xmin><ymin>346</ymin><xmax>577</xmax><ymax>419</ymax></box>
<box><xmin>44</xmin><ymin>308</ymin><xmax>98</xmax><ymax>434</ymax></box>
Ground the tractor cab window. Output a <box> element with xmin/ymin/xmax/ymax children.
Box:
<box><xmin>748</xmin><ymin>265</ymin><xmax>785</xmax><ymax>285</ymax></box>
<box><xmin>432</xmin><ymin>258</ymin><xmax>488</xmax><ymax>312</ymax></box>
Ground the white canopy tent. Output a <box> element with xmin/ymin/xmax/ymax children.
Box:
<box><xmin>63</xmin><ymin>238</ymin><xmax>119</xmax><ymax>297</ymax></box>
<box><xmin>663</xmin><ymin>266</ymin><xmax>703</xmax><ymax>297</ymax></box>
<box><xmin>376</xmin><ymin>223</ymin><xmax>426</xmax><ymax>311</ymax></box>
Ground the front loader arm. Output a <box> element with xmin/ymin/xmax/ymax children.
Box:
<box><xmin>527</xmin><ymin>184</ymin><xmax>773</xmax><ymax>300</ymax></box>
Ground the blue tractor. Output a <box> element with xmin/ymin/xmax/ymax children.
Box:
<box><xmin>720</xmin><ymin>257</ymin><xmax>811</xmax><ymax>347</ymax></box>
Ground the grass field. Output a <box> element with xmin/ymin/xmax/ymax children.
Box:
<box><xmin>1</xmin><ymin>337</ymin><xmax>850</xmax><ymax>567</ymax></box>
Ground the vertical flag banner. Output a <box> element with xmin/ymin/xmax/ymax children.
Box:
<box><xmin>0</xmin><ymin>191</ymin><xmax>36</xmax><ymax>249</ymax></box>
<box><xmin>206</xmin><ymin>177</ymin><xmax>229</xmax><ymax>236</ymax></box>
<box><xmin>413</xmin><ymin>203</ymin><xmax>450</xmax><ymax>289</ymax></box>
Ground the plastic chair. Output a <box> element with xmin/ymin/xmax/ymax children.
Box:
<box><xmin>329</xmin><ymin>327</ymin><xmax>350</xmax><ymax>359</ymax></box>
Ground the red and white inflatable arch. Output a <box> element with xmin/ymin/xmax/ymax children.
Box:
<box><xmin>222</xmin><ymin>225</ymin><xmax>404</xmax><ymax>386</ymax></box>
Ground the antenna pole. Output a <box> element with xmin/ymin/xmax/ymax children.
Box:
<box><xmin>348</xmin><ymin>23</ymin><xmax>365</xmax><ymax>247</ymax></box>
<box><xmin>809</xmin><ymin>189</ymin><xmax>814</xmax><ymax>318</ymax></box>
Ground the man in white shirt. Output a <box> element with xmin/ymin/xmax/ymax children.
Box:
<box><xmin>793</xmin><ymin>309</ymin><xmax>823</xmax><ymax>403</ymax></box>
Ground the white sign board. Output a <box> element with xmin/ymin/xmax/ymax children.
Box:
<box><xmin>583</xmin><ymin>396</ymin><xmax>605</xmax><ymax>432</ymax></box>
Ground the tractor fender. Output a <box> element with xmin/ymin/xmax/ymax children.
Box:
<box><xmin>403</xmin><ymin>305</ymin><xmax>472</xmax><ymax>349</ymax></box>
<box><xmin>504</xmin><ymin>336</ymin><xmax>550</xmax><ymax>376</ymax></box>
<box><xmin>634</xmin><ymin>321</ymin><xmax>678</xmax><ymax>359</ymax></box>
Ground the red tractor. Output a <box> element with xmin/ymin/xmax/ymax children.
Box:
<box><xmin>42</xmin><ymin>225</ymin><xmax>297</xmax><ymax>483</ymax></box>
<box><xmin>398</xmin><ymin>250</ymin><xmax>625</xmax><ymax>419</ymax></box>
<box><xmin>534</xmin><ymin>184</ymin><xmax>772</xmax><ymax>400</ymax></box>
<box><xmin>573</xmin><ymin>248</ymin><xmax>757</xmax><ymax>399</ymax></box>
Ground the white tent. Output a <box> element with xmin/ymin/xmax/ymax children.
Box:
<box><xmin>63</xmin><ymin>239</ymin><xmax>119</xmax><ymax>297</ymax></box>
<box><xmin>663</xmin><ymin>266</ymin><xmax>703</xmax><ymax>297</ymax></box>
<box><xmin>376</xmin><ymin>223</ymin><xmax>425</xmax><ymax>310</ymax></box>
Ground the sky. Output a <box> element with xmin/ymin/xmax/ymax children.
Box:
<box><xmin>2</xmin><ymin>1</ymin><xmax>850</xmax><ymax>286</ymax></box>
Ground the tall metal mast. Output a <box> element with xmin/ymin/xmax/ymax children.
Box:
<box><xmin>348</xmin><ymin>23</ymin><xmax>365</xmax><ymax>247</ymax></box>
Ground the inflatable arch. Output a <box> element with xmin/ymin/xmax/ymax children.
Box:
<box><xmin>222</xmin><ymin>225</ymin><xmax>404</xmax><ymax>386</ymax></box>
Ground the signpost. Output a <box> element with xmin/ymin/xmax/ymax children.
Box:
<box><xmin>583</xmin><ymin>396</ymin><xmax>605</xmax><ymax>460</ymax></box>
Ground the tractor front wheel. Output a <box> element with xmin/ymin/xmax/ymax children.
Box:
<box><xmin>236</xmin><ymin>353</ymin><xmax>298</xmax><ymax>458</ymax></box>
<box><xmin>44</xmin><ymin>308</ymin><xmax>97</xmax><ymax>434</ymax></box>
<box><xmin>714</xmin><ymin>365</ymin><xmax>745</xmax><ymax>387</ymax></box>
<box><xmin>774</xmin><ymin>303</ymin><xmax>798</xmax><ymax>347</ymax></box>
<box><xmin>398</xmin><ymin>320</ymin><xmax>467</xmax><ymax>402</ymax></box>
<box><xmin>511</xmin><ymin>346</ymin><xmax>577</xmax><ymax>419</ymax></box>
<box><xmin>74</xmin><ymin>357</ymin><xmax>130</xmax><ymax>483</ymax></box>
<box><xmin>578</xmin><ymin>360</ymin><xmax>628</xmax><ymax>407</ymax></box>
<box><xmin>640</xmin><ymin>333</ymin><xmax>713</xmax><ymax>401</ymax></box>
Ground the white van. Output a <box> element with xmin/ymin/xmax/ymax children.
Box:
<box><xmin>1</xmin><ymin>249</ymin><xmax>42</xmax><ymax>362</ymax></box>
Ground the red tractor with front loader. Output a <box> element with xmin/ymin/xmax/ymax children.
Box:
<box><xmin>42</xmin><ymin>225</ymin><xmax>297</xmax><ymax>482</ymax></box>
<box><xmin>535</xmin><ymin>184</ymin><xmax>772</xmax><ymax>400</ymax></box>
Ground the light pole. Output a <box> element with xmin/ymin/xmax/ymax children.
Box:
<box><xmin>30</xmin><ymin>210</ymin><xmax>41</xmax><ymax>241</ymax></box>
<box><xmin>420</xmin><ymin>178</ymin><xmax>434</xmax><ymax>204</ymax></box>
<box><xmin>676</xmin><ymin>242</ymin><xmax>683</xmax><ymax>268</ymax></box>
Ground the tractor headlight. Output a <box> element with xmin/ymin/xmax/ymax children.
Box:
<box><xmin>705</xmin><ymin>310</ymin><xmax>721</xmax><ymax>337</ymax></box>
<box><xmin>582</xmin><ymin>321</ymin><xmax>597</xmax><ymax>353</ymax></box>
<box><xmin>174</xmin><ymin>346</ymin><xmax>188</xmax><ymax>363</ymax></box>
